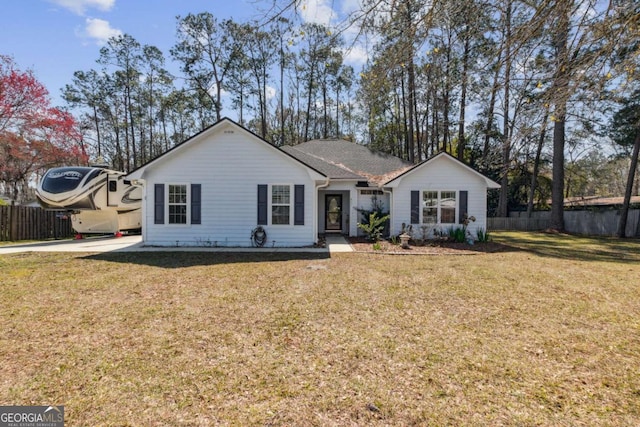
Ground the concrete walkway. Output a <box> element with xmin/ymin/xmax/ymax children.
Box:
<box><xmin>0</xmin><ymin>234</ymin><xmax>354</xmax><ymax>255</ymax></box>
<box><xmin>324</xmin><ymin>234</ymin><xmax>354</xmax><ymax>253</ymax></box>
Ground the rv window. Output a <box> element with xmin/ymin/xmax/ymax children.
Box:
<box><xmin>109</xmin><ymin>180</ymin><xmax>117</xmax><ymax>192</ymax></box>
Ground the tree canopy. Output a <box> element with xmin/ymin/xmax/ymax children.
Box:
<box><xmin>9</xmin><ymin>0</ymin><xmax>638</xmax><ymax>224</ymax></box>
<box><xmin>0</xmin><ymin>55</ymin><xmax>87</xmax><ymax>203</ymax></box>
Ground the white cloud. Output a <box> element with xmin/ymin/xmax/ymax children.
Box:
<box><xmin>82</xmin><ymin>17</ymin><xmax>122</xmax><ymax>45</ymax></box>
<box><xmin>49</xmin><ymin>0</ymin><xmax>115</xmax><ymax>15</ymax></box>
<box><xmin>342</xmin><ymin>45</ymin><xmax>368</xmax><ymax>66</ymax></box>
<box><xmin>266</xmin><ymin>85</ymin><xmax>277</xmax><ymax>100</ymax></box>
<box><xmin>296</xmin><ymin>0</ymin><xmax>371</xmax><ymax>66</ymax></box>
<box><xmin>300</xmin><ymin>0</ymin><xmax>336</xmax><ymax>25</ymax></box>
<box><xmin>340</xmin><ymin>0</ymin><xmax>363</xmax><ymax>15</ymax></box>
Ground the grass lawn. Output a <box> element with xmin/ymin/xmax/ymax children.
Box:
<box><xmin>1</xmin><ymin>232</ymin><xmax>639</xmax><ymax>426</ymax></box>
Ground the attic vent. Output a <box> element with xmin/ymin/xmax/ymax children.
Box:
<box><xmin>224</xmin><ymin>130</ymin><xmax>234</xmax><ymax>134</ymax></box>
<box><xmin>356</xmin><ymin>181</ymin><xmax>369</xmax><ymax>188</ymax></box>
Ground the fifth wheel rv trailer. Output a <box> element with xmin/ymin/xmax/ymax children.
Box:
<box><xmin>36</xmin><ymin>166</ymin><xmax>142</xmax><ymax>235</ymax></box>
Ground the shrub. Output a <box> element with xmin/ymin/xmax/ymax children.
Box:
<box><xmin>447</xmin><ymin>226</ymin><xmax>467</xmax><ymax>243</ymax></box>
<box><xmin>357</xmin><ymin>212</ymin><xmax>390</xmax><ymax>242</ymax></box>
<box><xmin>356</xmin><ymin>197</ymin><xmax>389</xmax><ymax>237</ymax></box>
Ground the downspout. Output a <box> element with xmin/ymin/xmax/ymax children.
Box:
<box><xmin>131</xmin><ymin>178</ymin><xmax>146</xmax><ymax>243</ymax></box>
<box><xmin>381</xmin><ymin>186</ymin><xmax>394</xmax><ymax>236</ymax></box>
<box><xmin>315</xmin><ymin>178</ymin><xmax>330</xmax><ymax>244</ymax></box>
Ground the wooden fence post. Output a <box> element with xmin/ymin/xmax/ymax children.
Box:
<box><xmin>0</xmin><ymin>206</ymin><xmax>6</xmax><ymax>241</ymax></box>
<box><xmin>10</xmin><ymin>205</ymin><xmax>17</xmax><ymax>241</ymax></box>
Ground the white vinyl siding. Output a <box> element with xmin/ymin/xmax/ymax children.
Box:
<box><xmin>140</xmin><ymin>123</ymin><xmax>320</xmax><ymax>247</ymax></box>
<box><xmin>389</xmin><ymin>155</ymin><xmax>492</xmax><ymax>239</ymax></box>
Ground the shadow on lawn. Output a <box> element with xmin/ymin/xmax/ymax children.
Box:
<box><xmin>83</xmin><ymin>251</ymin><xmax>330</xmax><ymax>268</ymax></box>
<box><xmin>493</xmin><ymin>232</ymin><xmax>640</xmax><ymax>264</ymax></box>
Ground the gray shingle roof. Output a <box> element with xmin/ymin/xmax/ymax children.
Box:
<box><xmin>282</xmin><ymin>139</ymin><xmax>412</xmax><ymax>183</ymax></box>
<box><xmin>280</xmin><ymin>146</ymin><xmax>364</xmax><ymax>179</ymax></box>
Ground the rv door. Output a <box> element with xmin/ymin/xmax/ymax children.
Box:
<box><xmin>107</xmin><ymin>174</ymin><xmax>119</xmax><ymax>207</ymax></box>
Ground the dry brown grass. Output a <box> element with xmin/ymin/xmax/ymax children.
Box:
<box><xmin>1</xmin><ymin>232</ymin><xmax>640</xmax><ymax>426</ymax></box>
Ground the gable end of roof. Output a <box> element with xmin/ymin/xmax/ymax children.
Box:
<box><xmin>384</xmin><ymin>151</ymin><xmax>500</xmax><ymax>188</ymax></box>
<box><xmin>126</xmin><ymin>117</ymin><xmax>327</xmax><ymax>179</ymax></box>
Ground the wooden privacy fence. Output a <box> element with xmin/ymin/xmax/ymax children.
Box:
<box><xmin>488</xmin><ymin>210</ymin><xmax>640</xmax><ymax>237</ymax></box>
<box><xmin>0</xmin><ymin>205</ymin><xmax>75</xmax><ymax>242</ymax></box>
<box><xmin>487</xmin><ymin>217</ymin><xmax>552</xmax><ymax>231</ymax></box>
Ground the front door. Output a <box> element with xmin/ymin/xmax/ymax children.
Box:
<box><xmin>325</xmin><ymin>194</ymin><xmax>342</xmax><ymax>232</ymax></box>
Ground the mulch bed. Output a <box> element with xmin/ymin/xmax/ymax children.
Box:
<box><xmin>347</xmin><ymin>237</ymin><xmax>510</xmax><ymax>254</ymax></box>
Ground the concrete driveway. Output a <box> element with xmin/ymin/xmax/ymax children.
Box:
<box><xmin>0</xmin><ymin>235</ymin><xmax>350</xmax><ymax>254</ymax></box>
<box><xmin>0</xmin><ymin>235</ymin><xmax>144</xmax><ymax>254</ymax></box>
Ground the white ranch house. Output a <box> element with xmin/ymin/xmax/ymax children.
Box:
<box><xmin>126</xmin><ymin>118</ymin><xmax>499</xmax><ymax>247</ymax></box>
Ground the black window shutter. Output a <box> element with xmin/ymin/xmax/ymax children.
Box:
<box><xmin>459</xmin><ymin>190</ymin><xmax>468</xmax><ymax>224</ymax></box>
<box><xmin>257</xmin><ymin>184</ymin><xmax>268</xmax><ymax>225</ymax></box>
<box><xmin>410</xmin><ymin>191</ymin><xmax>419</xmax><ymax>223</ymax></box>
<box><xmin>154</xmin><ymin>183</ymin><xmax>164</xmax><ymax>224</ymax></box>
<box><xmin>294</xmin><ymin>184</ymin><xmax>304</xmax><ymax>225</ymax></box>
<box><xmin>191</xmin><ymin>184</ymin><xmax>201</xmax><ymax>224</ymax></box>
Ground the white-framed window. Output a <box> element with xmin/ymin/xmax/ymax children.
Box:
<box><xmin>271</xmin><ymin>184</ymin><xmax>291</xmax><ymax>225</ymax></box>
<box><xmin>422</xmin><ymin>190</ymin><xmax>456</xmax><ymax>224</ymax></box>
<box><xmin>167</xmin><ymin>184</ymin><xmax>189</xmax><ymax>224</ymax></box>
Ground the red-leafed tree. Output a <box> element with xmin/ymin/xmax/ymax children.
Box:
<box><xmin>0</xmin><ymin>55</ymin><xmax>87</xmax><ymax>204</ymax></box>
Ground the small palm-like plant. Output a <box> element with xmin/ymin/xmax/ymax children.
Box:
<box><xmin>357</xmin><ymin>212</ymin><xmax>390</xmax><ymax>242</ymax></box>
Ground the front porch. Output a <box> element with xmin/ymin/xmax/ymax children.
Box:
<box><xmin>317</xmin><ymin>186</ymin><xmax>391</xmax><ymax>237</ymax></box>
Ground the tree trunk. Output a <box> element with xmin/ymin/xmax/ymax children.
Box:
<box><xmin>304</xmin><ymin>67</ymin><xmax>314</xmax><ymax>142</ymax></box>
<box><xmin>126</xmin><ymin>84</ymin><xmax>137</xmax><ymax>170</ymax></box>
<box><xmin>400</xmin><ymin>71</ymin><xmax>409</xmax><ymax>160</ymax></box>
<box><xmin>93</xmin><ymin>105</ymin><xmax>101</xmax><ymax>158</ymax></box>
<box><xmin>414</xmin><ymin>78</ymin><xmax>421</xmax><ymax>161</ymax></box>
<box><xmin>239</xmin><ymin>83</ymin><xmax>244</xmax><ymax>125</ymax></box>
<box><xmin>432</xmin><ymin>91</ymin><xmax>439</xmax><ymax>153</ymax></box>
<box><xmin>443</xmin><ymin>55</ymin><xmax>451</xmax><ymax>154</ymax></box>
<box><xmin>322</xmin><ymin>77</ymin><xmax>328</xmax><ymax>139</ymax></box>
<box><xmin>497</xmin><ymin>0</ymin><xmax>512</xmax><ymax>218</ymax></box>
<box><xmin>261</xmin><ymin>67</ymin><xmax>268</xmax><ymax>138</ymax></box>
<box><xmin>527</xmin><ymin>110</ymin><xmax>549</xmax><ymax>216</ymax></box>
<box><xmin>280</xmin><ymin>35</ymin><xmax>285</xmax><ymax>145</ymax></box>
<box><xmin>551</xmin><ymin>115</ymin><xmax>566</xmax><ymax>230</ymax></box>
<box><xmin>335</xmin><ymin>87</ymin><xmax>340</xmax><ymax>138</ymax></box>
<box><xmin>407</xmin><ymin>60</ymin><xmax>416</xmax><ymax>163</ymax></box>
<box><xmin>123</xmin><ymin>97</ymin><xmax>131</xmax><ymax>172</ymax></box>
<box><xmin>550</xmin><ymin>1</ymin><xmax>570</xmax><ymax>232</ymax></box>
<box><xmin>483</xmin><ymin>51</ymin><xmax>502</xmax><ymax>162</ymax></box>
<box><xmin>161</xmin><ymin>105</ymin><xmax>168</xmax><ymax>153</ymax></box>
<box><xmin>457</xmin><ymin>27</ymin><xmax>470</xmax><ymax>160</ymax></box>
<box><xmin>617</xmin><ymin>131</ymin><xmax>640</xmax><ymax>237</ymax></box>
<box><xmin>421</xmin><ymin>97</ymin><xmax>430</xmax><ymax>159</ymax></box>
<box><xmin>147</xmin><ymin>76</ymin><xmax>154</xmax><ymax>165</ymax></box>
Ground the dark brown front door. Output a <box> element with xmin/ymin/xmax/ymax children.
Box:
<box><xmin>325</xmin><ymin>194</ymin><xmax>342</xmax><ymax>232</ymax></box>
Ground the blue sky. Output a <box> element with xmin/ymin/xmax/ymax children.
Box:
<box><xmin>2</xmin><ymin>0</ymin><xmax>362</xmax><ymax>108</ymax></box>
